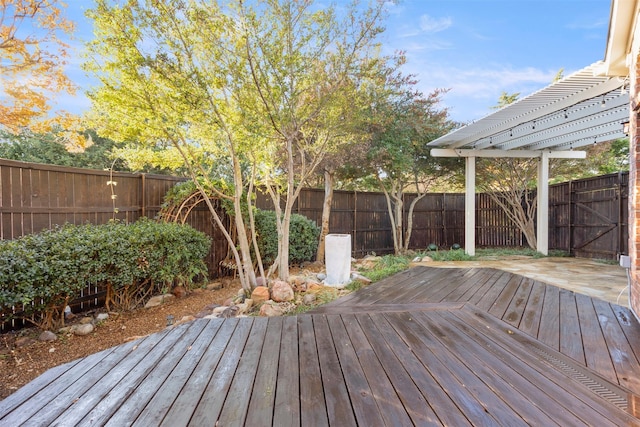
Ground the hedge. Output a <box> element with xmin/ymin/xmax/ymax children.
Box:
<box><xmin>0</xmin><ymin>219</ymin><xmax>210</xmax><ymax>330</ymax></box>
<box><xmin>253</xmin><ymin>209</ymin><xmax>320</xmax><ymax>266</ymax></box>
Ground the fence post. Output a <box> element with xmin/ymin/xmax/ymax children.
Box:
<box><xmin>618</xmin><ymin>171</ymin><xmax>624</xmax><ymax>257</ymax></box>
<box><xmin>568</xmin><ymin>179</ymin><xmax>574</xmax><ymax>255</ymax></box>
<box><xmin>141</xmin><ymin>174</ymin><xmax>146</xmax><ymax>218</ymax></box>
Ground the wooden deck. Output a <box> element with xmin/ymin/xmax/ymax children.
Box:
<box><xmin>1</xmin><ymin>266</ymin><xmax>640</xmax><ymax>426</ymax></box>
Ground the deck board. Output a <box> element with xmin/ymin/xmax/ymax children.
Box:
<box><xmin>575</xmin><ymin>293</ymin><xmax>618</xmax><ymax>384</ymax></box>
<box><xmin>559</xmin><ymin>289</ymin><xmax>586</xmax><ymax>364</ymax></box>
<box><xmin>517</xmin><ymin>280</ymin><xmax>546</xmax><ymax>336</ymax></box>
<box><xmin>2</xmin><ymin>266</ymin><xmax>640</xmax><ymax>426</ymax></box>
<box><xmin>245</xmin><ymin>317</ymin><xmax>283</xmax><ymax>427</ymax></box>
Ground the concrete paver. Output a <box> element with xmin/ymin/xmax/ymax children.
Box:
<box><xmin>412</xmin><ymin>256</ymin><xmax>630</xmax><ymax>307</ymax></box>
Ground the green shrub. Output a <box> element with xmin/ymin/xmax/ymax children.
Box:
<box><xmin>253</xmin><ymin>209</ymin><xmax>320</xmax><ymax>266</ymax></box>
<box><xmin>0</xmin><ymin>219</ymin><xmax>210</xmax><ymax>330</ymax></box>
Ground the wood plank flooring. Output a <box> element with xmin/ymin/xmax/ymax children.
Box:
<box><xmin>1</xmin><ymin>266</ymin><xmax>640</xmax><ymax>426</ymax></box>
<box><xmin>315</xmin><ymin>266</ymin><xmax>640</xmax><ymax>395</ymax></box>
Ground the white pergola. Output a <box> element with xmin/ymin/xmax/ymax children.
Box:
<box><xmin>429</xmin><ymin>61</ymin><xmax>629</xmax><ymax>255</ymax></box>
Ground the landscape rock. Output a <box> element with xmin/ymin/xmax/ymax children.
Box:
<box><xmin>38</xmin><ymin>331</ymin><xmax>57</xmax><ymax>342</ymax></box>
<box><xmin>15</xmin><ymin>337</ymin><xmax>36</xmax><ymax>348</ymax></box>
<box><xmin>412</xmin><ymin>256</ymin><xmax>422</xmax><ymax>263</ymax></box>
<box><xmin>72</xmin><ymin>323</ymin><xmax>95</xmax><ymax>336</ymax></box>
<box><xmin>421</xmin><ymin>256</ymin><xmax>433</xmax><ymax>262</ymax></box>
<box><xmin>237</xmin><ymin>288</ymin><xmax>246</xmax><ymax>297</ymax></box>
<box><xmin>351</xmin><ymin>272</ymin><xmax>372</xmax><ymax>284</ymax></box>
<box><xmin>307</xmin><ymin>282</ymin><xmax>324</xmax><ymax>292</ymax></box>
<box><xmin>302</xmin><ymin>293</ymin><xmax>317</xmax><ymax>305</ymax></box>
<box><xmin>95</xmin><ymin>313</ymin><xmax>109</xmax><ymax>322</ymax></box>
<box><xmin>145</xmin><ymin>294</ymin><xmax>175</xmax><ymax>309</ymax></box>
<box><xmin>235</xmin><ymin>303</ymin><xmax>249</xmax><ymax>315</ymax></box>
<box><xmin>271</xmin><ymin>280</ymin><xmax>294</xmax><ymax>302</ymax></box>
<box><xmin>212</xmin><ymin>306</ymin><xmax>229</xmax><ymax>315</ymax></box>
<box><xmin>79</xmin><ymin>317</ymin><xmax>93</xmax><ymax>325</ymax></box>
<box><xmin>220</xmin><ymin>306</ymin><xmax>239</xmax><ymax>318</ymax></box>
<box><xmin>206</xmin><ymin>282</ymin><xmax>222</xmax><ymax>291</ymax></box>
<box><xmin>244</xmin><ymin>298</ymin><xmax>254</xmax><ymax>310</ymax></box>
<box><xmin>172</xmin><ymin>286</ymin><xmax>187</xmax><ymax>298</ymax></box>
<box><xmin>316</xmin><ymin>273</ymin><xmax>327</xmax><ymax>281</ymax></box>
<box><xmin>255</xmin><ymin>276</ymin><xmax>267</xmax><ymax>288</ymax></box>
<box><xmin>251</xmin><ymin>286</ymin><xmax>270</xmax><ymax>304</ymax></box>
<box><xmin>260</xmin><ymin>302</ymin><xmax>284</xmax><ymax>317</ymax></box>
<box><xmin>223</xmin><ymin>298</ymin><xmax>234</xmax><ymax>306</ymax></box>
<box><xmin>289</xmin><ymin>275</ymin><xmax>306</xmax><ymax>288</ymax></box>
<box><xmin>177</xmin><ymin>315</ymin><xmax>195</xmax><ymax>325</ymax></box>
<box><xmin>358</xmin><ymin>255</ymin><xmax>381</xmax><ymax>270</ymax></box>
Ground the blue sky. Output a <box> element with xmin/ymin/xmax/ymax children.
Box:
<box><xmin>58</xmin><ymin>0</ymin><xmax>612</xmax><ymax>124</ymax></box>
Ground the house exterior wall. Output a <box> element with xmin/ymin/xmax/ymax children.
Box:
<box><xmin>631</xmin><ymin>47</ymin><xmax>640</xmax><ymax>317</ymax></box>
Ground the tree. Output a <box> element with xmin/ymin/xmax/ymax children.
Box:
<box><xmin>0</xmin><ymin>129</ymin><xmax>128</xmax><ymax>170</ymax></box>
<box><xmin>235</xmin><ymin>0</ymin><xmax>388</xmax><ymax>280</ymax></box>
<box><xmin>476</xmin><ymin>157</ymin><xmax>538</xmax><ymax>248</ymax></box>
<box><xmin>85</xmin><ymin>0</ymin><xmax>388</xmax><ymax>288</ymax></box>
<box><xmin>492</xmin><ymin>91</ymin><xmax>520</xmax><ymax>110</ymax></box>
<box><xmin>365</xmin><ymin>83</ymin><xmax>457</xmax><ymax>255</ymax></box>
<box><xmin>0</xmin><ymin>0</ymin><xmax>83</xmax><ymax>149</ymax></box>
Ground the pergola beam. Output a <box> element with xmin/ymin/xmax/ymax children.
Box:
<box><xmin>431</xmin><ymin>148</ymin><xmax>586</xmax><ymax>159</ymax></box>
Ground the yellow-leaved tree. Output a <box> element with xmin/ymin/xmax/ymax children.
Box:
<box><xmin>0</xmin><ymin>0</ymin><xmax>85</xmax><ymax>150</ymax></box>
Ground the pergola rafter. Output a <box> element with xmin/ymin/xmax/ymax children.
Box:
<box><xmin>429</xmin><ymin>61</ymin><xmax>629</xmax><ymax>256</ymax></box>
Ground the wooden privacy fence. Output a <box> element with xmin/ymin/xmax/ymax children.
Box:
<box><xmin>0</xmin><ymin>159</ymin><xmax>629</xmax><ymax>330</ymax></box>
<box><xmin>1</xmin><ymin>159</ymin><xmax>629</xmax><ymax>260</ymax></box>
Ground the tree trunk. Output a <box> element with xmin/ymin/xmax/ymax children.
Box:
<box><xmin>393</xmin><ymin>186</ymin><xmax>404</xmax><ymax>254</ymax></box>
<box><xmin>316</xmin><ymin>168</ymin><xmax>334</xmax><ymax>263</ymax></box>
<box><xmin>403</xmin><ymin>193</ymin><xmax>427</xmax><ymax>253</ymax></box>
<box><xmin>232</xmin><ymin>157</ymin><xmax>257</xmax><ymax>291</ymax></box>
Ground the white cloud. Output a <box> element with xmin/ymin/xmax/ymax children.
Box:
<box><xmin>404</xmin><ymin>63</ymin><xmax>561</xmax><ymax>122</ymax></box>
<box><xmin>419</xmin><ymin>14</ymin><xmax>452</xmax><ymax>33</ymax></box>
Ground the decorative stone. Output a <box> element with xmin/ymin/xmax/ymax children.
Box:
<box><xmin>302</xmin><ymin>293</ymin><xmax>317</xmax><ymax>305</ymax></box>
<box><xmin>421</xmin><ymin>256</ymin><xmax>433</xmax><ymax>262</ymax></box>
<box><xmin>251</xmin><ymin>286</ymin><xmax>270</xmax><ymax>304</ymax></box>
<box><xmin>255</xmin><ymin>276</ymin><xmax>267</xmax><ymax>288</ymax></box>
<box><xmin>145</xmin><ymin>294</ymin><xmax>175</xmax><ymax>309</ymax></box>
<box><xmin>79</xmin><ymin>317</ymin><xmax>93</xmax><ymax>325</ymax></box>
<box><xmin>235</xmin><ymin>303</ymin><xmax>249</xmax><ymax>315</ymax></box>
<box><xmin>316</xmin><ymin>273</ymin><xmax>327</xmax><ymax>281</ymax></box>
<box><xmin>412</xmin><ymin>256</ymin><xmax>422</xmax><ymax>263</ymax></box>
<box><xmin>244</xmin><ymin>299</ymin><xmax>254</xmax><ymax>310</ymax></box>
<box><xmin>15</xmin><ymin>337</ymin><xmax>36</xmax><ymax>348</ymax></box>
<box><xmin>237</xmin><ymin>288</ymin><xmax>246</xmax><ymax>297</ymax></box>
<box><xmin>307</xmin><ymin>282</ymin><xmax>324</xmax><ymax>291</ymax></box>
<box><xmin>206</xmin><ymin>282</ymin><xmax>222</xmax><ymax>291</ymax></box>
<box><xmin>72</xmin><ymin>323</ymin><xmax>94</xmax><ymax>336</ymax></box>
<box><xmin>38</xmin><ymin>331</ymin><xmax>57</xmax><ymax>342</ymax></box>
<box><xmin>177</xmin><ymin>315</ymin><xmax>195</xmax><ymax>325</ymax></box>
<box><xmin>95</xmin><ymin>313</ymin><xmax>109</xmax><ymax>322</ymax></box>
<box><xmin>212</xmin><ymin>306</ymin><xmax>229</xmax><ymax>315</ymax></box>
<box><xmin>271</xmin><ymin>280</ymin><xmax>294</xmax><ymax>302</ymax></box>
<box><xmin>259</xmin><ymin>302</ymin><xmax>284</xmax><ymax>317</ymax></box>
<box><xmin>172</xmin><ymin>286</ymin><xmax>187</xmax><ymax>298</ymax></box>
<box><xmin>220</xmin><ymin>306</ymin><xmax>239</xmax><ymax>318</ymax></box>
<box><xmin>289</xmin><ymin>275</ymin><xmax>306</xmax><ymax>287</ymax></box>
<box><xmin>351</xmin><ymin>272</ymin><xmax>372</xmax><ymax>284</ymax></box>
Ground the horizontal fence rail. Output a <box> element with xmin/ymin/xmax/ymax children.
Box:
<box><xmin>0</xmin><ymin>159</ymin><xmax>629</xmax><ymax>330</ymax></box>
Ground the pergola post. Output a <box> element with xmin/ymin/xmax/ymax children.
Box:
<box><xmin>536</xmin><ymin>152</ymin><xmax>549</xmax><ymax>255</ymax></box>
<box><xmin>465</xmin><ymin>156</ymin><xmax>476</xmax><ymax>256</ymax></box>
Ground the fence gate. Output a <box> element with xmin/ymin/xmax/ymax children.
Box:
<box><xmin>570</xmin><ymin>173</ymin><xmax>628</xmax><ymax>259</ymax></box>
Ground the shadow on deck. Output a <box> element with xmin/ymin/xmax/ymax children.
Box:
<box><xmin>1</xmin><ymin>267</ymin><xmax>640</xmax><ymax>426</ymax></box>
